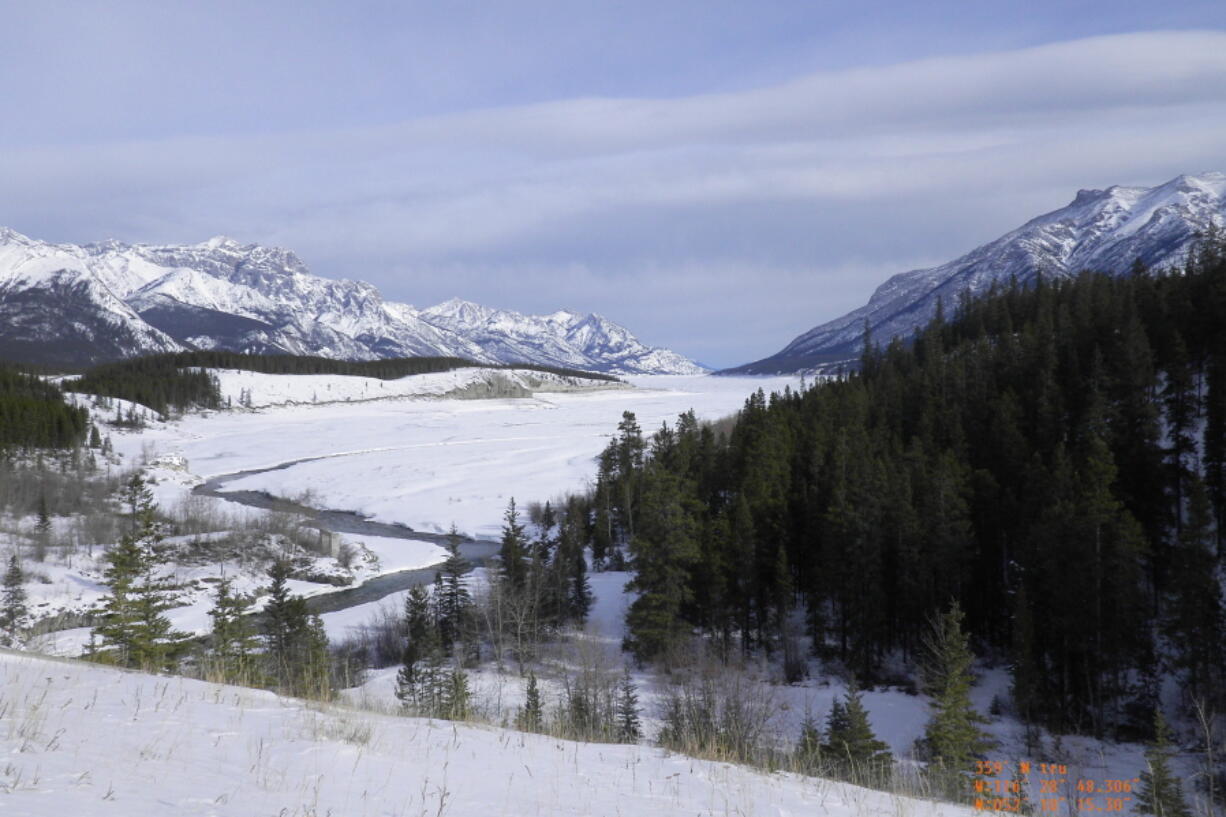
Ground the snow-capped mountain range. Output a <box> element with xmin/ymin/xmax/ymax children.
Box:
<box><xmin>729</xmin><ymin>171</ymin><xmax>1226</xmax><ymax>374</ymax></box>
<box><xmin>0</xmin><ymin>228</ymin><xmax>703</xmax><ymax>374</ymax></box>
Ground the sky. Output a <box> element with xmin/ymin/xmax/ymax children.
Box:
<box><xmin>2</xmin><ymin>2</ymin><xmax>1226</xmax><ymax>367</ymax></box>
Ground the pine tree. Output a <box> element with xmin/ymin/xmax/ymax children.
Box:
<box><xmin>262</xmin><ymin>560</ymin><xmax>332</xmax><ymax>697</ymax></box>
<box><xmin>208</xmin><ymin>577</ymin><xmax>258</xmax><ymax>683</ymax></box>
<box><xmin>518</xmin><ymin>671</ymin><xmax>544</xmax><ymax>732</ymax></box>
<box><xmin>443</xmin><ymin>662</ymin><xmax>471</xmax><ymax>720</ymax></box>
<box><xmin>823</xmin><ymin>682</ymin><xmax>893</xmax><ymax>779</ymax></box>
<box><xmin>623</xmin><ymin>464</ymin><xmax>700</xmax><ymax>661</ymax></box>
<box><xmin>1164</xmin><ymin>478</ymin><xmax>1225</xmax><ymax>699</ymax></box>
<box><xmin>92</xmin><ymin>507</ymin><xmax>188</xmax><ymax>670</ymax></box>
<box><xmin>1136</xmin><ymin>710</ymin><xmax>1192</xmax><ymax>817</ymax></box>
<box><xmin>498</xmin><ymin>499</ymin><xmax>528</xmax><ymax>589</ymax></box>
<box><xmin>395</xmin><ymin>584</ymin><xmax>446</xmax><ymax>713</ymax></box>
<box><xmin>921</xmin><ymin>602</ymin><xmax>992</xmax><ymax>772</ymax></box>
<box><xmin>796</xmin><ymin>712</ymin><xmax>824</xmax><ymax>772</ymax></box>
<box><xmin>615</xmin><ymin>669</ymin><xmax>641</xmax><ymax>743</ymax></box>
<box><xmin>437</xmin><ymin>526</ymin><xmax>472</xmax><ymax>649</ymax></box>
<box><xmin>0</xmin><ymin>555</ymin><xmax>28</xmax><ymax>646</ymax></box>
<box><xmin>33</xmin><ymin>494</ymin><xmax>51</xmax><ymax>562</ymax></box>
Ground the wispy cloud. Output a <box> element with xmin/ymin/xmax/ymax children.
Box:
<box><xmin>3</xmin><ymin>30</ymin><xmax>1225</xmax><ymax>365</ymax></box>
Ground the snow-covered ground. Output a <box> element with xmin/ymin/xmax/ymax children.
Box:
<box><xmin>11</xmin><ymin>372</ymin><xmax>794</xmax><ymax>650</ymax></box>
<box><xmin>206</xmin><ymin>365</ymin><xmax>630</xmax><ymax>409</ymax></box>
<box><xmin>0</xmin><ymin>649</ymin><xmax>975</xmax><ymax>817</ymax></box>
<box><xmin>116</xmin><ymin>372</ymin><xmax>801</xmax><ymax>538</ymax></box>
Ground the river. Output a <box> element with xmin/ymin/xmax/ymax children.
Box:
<box><xmin>194</xmin><ymin>456</ymin><xmax>501</xmax><ymax>615</ymax></box>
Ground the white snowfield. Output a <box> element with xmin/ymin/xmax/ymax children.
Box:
<box><xmin>0</xmin><ymin>650</ymin><xmax>975</xmax><ymax>817</ymax></box>
<box><xmin>120</xmin><ymin>372</ymin><xmax>802</xmax><ymax>539</ymax></box>
<box><xmin>205</xmin><ymin>365</ymin><xmax>629</xmax><ymax>409</ymax></box>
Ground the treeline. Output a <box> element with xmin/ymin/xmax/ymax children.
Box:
<box><xmin>62</xmin><ymin>350</ymin><xmax>619</xmax><ymax>414</ymax></box>
<box><xmin>590</xmin><ymin>239</ymin><xmax>1226</xmax><ymax>740</ymax></box>
<box><xmin>65</xmin><ymin>356</ymin><xmax>222</xmax><ymax>416</ymax></box>
<box><xmin>0</xmin><ymin>363</ymin><xmax>88</xmax><ymax>449</ymax></box>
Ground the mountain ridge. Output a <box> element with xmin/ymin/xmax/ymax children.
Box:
<box><xmin>0</xmin><ymin>229</ymin><xmax>704</xmax><ymax>374</ymax></box>
<box><xmin>725</xmin><ymin>171</ymin><xmax>1226</xmax><ymax>374</ymax></box>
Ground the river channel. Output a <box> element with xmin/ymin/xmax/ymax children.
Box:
<box><xmin>193</xmin><ymin>455</ymin><xmax>500</xmax><ymax>615</ymax></box>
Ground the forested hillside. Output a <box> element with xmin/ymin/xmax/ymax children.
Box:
<box><xmin>0</xmin><ymin>364</ymin><xmax>88</xmax><ymax>449</ymax></box>
<box><xmin>590</xmin><ymin>240</ymin><xmax>1226</xmax><ymax>740</ymax></box>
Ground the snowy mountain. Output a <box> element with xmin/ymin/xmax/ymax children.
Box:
<box><xmin>729</xmin><ymin>171</ymin><xmax>1226</xmax><ymax>374</ymax></box>
<box><xmin>0</xmin><ymin>229</ymin><xmax>703</xmax><ymax>374</ymax></box>
<box><xmin>420</xmin><ymin>297</ymin><xmax>703</xmax><ymax>376</ymax></box>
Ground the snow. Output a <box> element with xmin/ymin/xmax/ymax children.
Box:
<box><xmin>118</xmin><ymin>374</ymin><xmax>800</xmax><ymax>539</ymax></box>
<box><xmin>0</xmin><ymin>650</ymin><xmax>976</xmax><ymax>817</ymax></box>
<box><xmin>206</xmin><ymin>365</ymin><xmax>621</xmax><ymax>409</ymax></box>
<box><xmin>0</xmin><ymin>226</ymin><xmax>704</xmax><ymax>373</ymax></box>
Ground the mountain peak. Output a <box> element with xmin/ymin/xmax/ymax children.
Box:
<box><xmin>0</xmin><ymin>231</ymin><xmax>701</xmax><ymax>373</ymax></box>
<box><xmin>726</xmin><ymin>171</ymin><xmax>1226</xmax><ymax>375</ymax></box>
<box><xmin>198</xmin><ymin>235</ymin><xmax>243</xmax><ymax>250</ymax></box>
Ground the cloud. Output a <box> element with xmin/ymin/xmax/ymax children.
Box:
<box><xmin>2</xmin><ymin>30</ymin><xmax>1225</xmax><ymax>366</ymax></box>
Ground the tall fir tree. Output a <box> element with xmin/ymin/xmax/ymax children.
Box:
<box><xmin>921</xmin><ymin>602</ymin><xmax>992</xmax><ymax>772</ymax></box>
<box><xmin>207</xmin><ymin>577</ymin><xmax>259</xmax><ymax>683</ymax></box>
<box><xmin>0</xmin><ymin>555</ymin><xmax>28</xmax><ymax>646</ymax></box>
<box><xmin>1136</xmin><ymin>709</ymin><xmax>1192</xmax><ymax>817</ymax></box>
<box><xmin>92</xmin><ymin>506</ymin><xmax>188</xmax><ymax>670</ymax></box>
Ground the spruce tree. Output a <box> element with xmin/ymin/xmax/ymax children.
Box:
<box><xmin>623</xmin><ymin>464</ymin><xmax>700</xmax><ymax>662</ymax></box>
<box><xmin>0</xmin><ymin>555</ymin><xmax>28</xmax><ymax>646</ymax></box>
<box><xmin>921</xmin><ymin>602</ymin><xmax>991</xmax><ymax>772</ymax></box>
<box><xmin>498</xmin><ymin>499</ymin><xmax>528</xmax><ymax>590</ymax></box>
<box><xmin>1136</xmin><ymin>709</ymin><xmax>1191</xmax><ymax>817</ymax></box>
<box><xmin>796</xmin><ymin>712</ymin><xmax>824</xmax><ymax>772</ymax></box>
<box><xmin>443</xmin><ymin>663</ymin><xmax>471</xmax><ymax>720</ymax></box>
<box><xmin>208</xmin><ymin>577</ymin><xmax>258</xmax><ymax>683</ymax></box>
<box><xmin>262</xmin><ymin>560</ymin><xmax>332</xmax><ymax>697</ymax></box>
<box><xmin>823</xmin><ymin>682</ymin><xmax>893</xmax><ymax>780</ymax></box>
<box><xmin>92</xmin><ymin>507</ymin><xmax>188</xmax><ymax>670</ymax></box>
<box><xmin>615</xmin><ymin>670</ymin><xmax>641</xmax><ymax>743</ymax></box>
<box><xmin>437</xmin><ymin>526</ymin><xmax>472</xmax><ymax>649</ymax></box>
<box><xmin>518</xmin><ymin>671</ymin><xmax>544</xmax><ymax>732</ymax></box>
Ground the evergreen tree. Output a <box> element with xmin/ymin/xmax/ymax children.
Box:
<box><xmin>796</xmin><ymin>712</ymin><xmax>824</xmax><ymax>772</ymax></box>
<box><xmin>1136</xmin><ymin>709</ymin><xmax>1192</xmax><ymax>817</ymax></box>
<box><xmin>207</xmin><ymin>577</ymin><xmax>258</xmax><ymax>683</ymax></box>
<box><xmin>0</xmin><ymin>555</ymin><xmax>28</xmax><ymax>646</ymax></box>
<box><xmin>623</xmin><ymin>464</ymin><xmax>700</xmax><ymax>661</ymax></box>
<box><xmin>1164</xmin><ymin>478</ymin><xmax>1225</xmax><ymax>699</ymax></box>
<box><xmin>498</xmin><ymin>499</ymin><xmax>529</xmax><ymax>589</ymax></box>
<box><xmin>615</xmin><ymin>669</ymin><xmax>642</xmax><ymax>743</ymax></box>
<box><xmin>443</xmin><ymin>662</ymin><xmax>471</xmax><ymax>720</ymax></box>
<box><xmin>518</xmin><ymin>671</ymin><xmax>544</xmax><ymax>732</ymax></box>
<box><xmin>437</xmin><ymin>524</ymin><xmax>472</xmax><ymax>650</ymax></box>
<box><xmin>822</xmin><ymin>682</ymin><xmax>893</xmax><ymax>776</ymax></box>
<box><xmin>262</xmin><ymin>559</ymin><xmax>332</xmax><ymax>697</ymax></box>
<box><xmin>92</xmin><ymin>507</ymin><xmax>188</xmax><ymax>670</ymax></box>
<box><xmin>921</xmin><ymin>602</ymin><xmax>992</xmax><ymax>771</ymax></box>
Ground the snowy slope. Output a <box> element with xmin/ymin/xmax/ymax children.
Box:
<box><xmin>421</xmin><ymin>297</ymin><xmax>705</xmax><ymax>375</ymax></box>
<box><xmin>0</xmin><ymin>650</ymin><xmax>973</xmax><ymax>817</ymax></box>
<box><xmin>0</xmin><ymin>229</ymin><xmax>701</xmax><ymax>373</ymax></box>
<box><xmin>0</xmin><ymin>228</ymin><xmax>183</xmax><ymax>365</ymax></box>
<box><xmin>731</xmin><ymin>171</ymin><xmax>1226</xmax><ymax>373</ymax></box>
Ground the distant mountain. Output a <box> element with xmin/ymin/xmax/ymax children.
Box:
<box><xmin>726</xmin><ymin>171</ymin><xmax>1226</xmax><ymax>374</ymax></box>
<box><xmin>0</xmin><ymin>229</ymin><xmax>704</xmax><ymax>374</ymax></box>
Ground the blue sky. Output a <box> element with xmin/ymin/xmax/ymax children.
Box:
<box><xmin>3</xmin><ymin>2</ymin><xmax>1226</xmax><ymax>366</ymax></box>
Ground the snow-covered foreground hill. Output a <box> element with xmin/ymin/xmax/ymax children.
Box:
<box><xmin>119</xmin><ymin>373</ymin><xmax>801</xmax><ymax>538</ymax></box>
<box><xmin>0</xmin><ymin>650</ymin><xmax>973</xmax><ymax>817</ymax></box>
